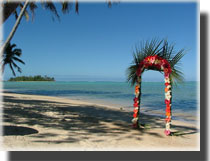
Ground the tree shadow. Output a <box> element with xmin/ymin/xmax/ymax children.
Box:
<box><xmin>2</xmin><ymin>95</ymin><xmax>199</xmax><ymax>144</ymax></box>
<box><xmin>3</xmin><ymin>125</ymin><xmax>39</xmax><ymax>136</ymax></box>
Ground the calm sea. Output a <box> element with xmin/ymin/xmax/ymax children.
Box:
<box><xmin>3</xmin><ymin>81</ymin><xmax>199</xmax><ymax>122</ymax></box>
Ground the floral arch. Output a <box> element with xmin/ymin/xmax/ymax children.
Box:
<box><xmin>126</xmin><ymin>39</ymin><xmax>186</xmax><ymax>136</ymax></box>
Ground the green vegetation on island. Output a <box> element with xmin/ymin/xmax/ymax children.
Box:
<box><xmin>8</xmin><ymin>75</ymin><xmax>55</xmax><ymax>82</ymax></box>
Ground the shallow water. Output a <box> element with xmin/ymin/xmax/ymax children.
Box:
<box><xmin>3</xmin><ymin>81</ymin><xmax>199</xmax><ymax>122</ymax></box>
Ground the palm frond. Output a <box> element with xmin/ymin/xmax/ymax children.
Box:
<box><xmin>126</xmin><ymin>64</ymin><xmax>138</xmax><ymax>86</ymax></box>
<box><xmin>19</xmin><ymin>3</ymin><xmax>29</xmax><ymax>21</ymax></box>
<box><xmin>24</xmin><ymin>9</ymin><xmax>30</xmax><ymax>21</ymax></box>
<box><xmin>127</xmin><ymin>39</ymin><xmax>163</xmax><ymax>85</ymax></box>
<box><xmin>126</xmin><ymin>39</ymin><xmax>186</xmax><ymax>86</ymax></box>
<box><xmin>43</xmin><ymin>1</ymin><xmax>60</xmax><ymax>21</ymax></box>
<box><xmin>132</xmin><ymin>52</ymin><xmax>139</xmax><ymax>65</ymax></box>
<box><xmin>11</xmin><ymin>60</ymin><xmax>22</xmax><ymax>72</ymax></box>
<box><xmin>75</xmin><ymin>0</ymin><xmax>79</xmax><ymax>14</ymax></box>
<box><xmin>29</xmin><ymin>2</ymin><xmax>38</xmax><ymax>21</ymax></box>
<box><xmin>13</xmin><ymin>49</ymin><xmax>22</xmax><ymax>56</ymax></box>
<box><xmin>170</xmin><ymin>68</ymin><xmax>185</xmax><ymax>86</ymax></box>
<box><xmin>9</xmin><ymin>63</ymin><xmax>16</xmax><ymax>76</ymax></box>
<box><xmin>12</xmin><ymin>64</ymin><xmax>22</xmax><ymax>73</ymax></box>
<box><xmin>13</xmin><ymin>10</ymin><xmax>18</xmax><ymax>19</ymax></box>
<box><xmin>13</xmin><ymin>56</ymin><xmax>25</xmax><ymax>64</ymax></box>
<box><xmin>169</xmin><ymin>49</ymin><xmax>186</xmax><ymax>68</ymax></box>
<box><xmin>10</xmin><ymin>43</ymin><xmax>17</xmax><ymax>49</ymax></box>
<box><xmin>61</xmin><ymin>1</ymin><xmax>71</xmax><ymax>13</ymax></box>
<box><xmin>108</xmin><ymin>2</ymin><xmax>112</xmax><ymax>8</ymax></box>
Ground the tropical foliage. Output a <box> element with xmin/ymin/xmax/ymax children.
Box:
<box><xmin>126</xmin><ymin>39</ymin><xmax>186</xmax><ymax>86</ymax></box>
<box><xmin>2</xmin><ymin>43</ymin><xmax>25</xmax><ymax>76</ymax></box>
<box><xmin>8</xmin><ymin>75</ymin><xmax>55</xmax><ymax>81</ymax></box>
<box><xmin>1</xmin><ymin>1</ymin><xmax>114</xmax><ymax>75</ymax></box>
<box><xmin>1</xmin><ymin>0</ymin><xmax>77</xmax><ymax>55</ymax></box>
<box><xmin>1</xmin><ymin>1</ymin><xmax>78</xmax><ymax>75</ymax></box>
<box><xmin>2</xmin><ymin>0</ymin><xmax>79</xmax><ymax>23</ymax></box>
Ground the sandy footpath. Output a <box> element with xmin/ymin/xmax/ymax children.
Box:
<box><xmin>0</xmin><ymin>92</ymin><xmax>200</xmax><ymax>151</ymax></box>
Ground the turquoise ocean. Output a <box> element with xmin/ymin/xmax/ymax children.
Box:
<box><xmin>3</xmin><ymin>81</ymin><xmax>199</xmax><ymax>122</ymax></box>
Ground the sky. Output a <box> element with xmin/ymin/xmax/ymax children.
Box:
<box><xmin>3</xmin><ymin>2</ymin><xmax>198</xmax><ymax>82</ymax></box>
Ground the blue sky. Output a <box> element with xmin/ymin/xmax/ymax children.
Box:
<box><xmin>3</xmin><ymin>2</ymin><xmax>198</xmax><ymax>81</ymax></box>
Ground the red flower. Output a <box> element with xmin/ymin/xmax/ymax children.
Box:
<box><xmin>144</xmin><ymin>63</ymin><xmax>150</xmax><ymax>68</ymax></box>
<box><xmin>133</xmin><ymin>97</ymin><xmax>138</xmax><ymax>103</ymax></box>
<box><xmin>133</xmin><ymin>109</ymin><xmax>138</xmax><ymax>113</ymax></box>
<box><xmin>139</xmin><ymin>62</ymin><xmax>144</xmax><ymax>68</ymax></box>
<box><xmin>166</xmin><ymin>104</ymin><xmax>171</xmax><ymax>110</ymax></box>
<box><xmin>165</xmin><ymin>117</ymin><xmax>171</xmax><ymax>122</ymax></box>
<box><xmin>167</xmin><ymin>68</ymin><xmax>172</xmax><ymax>74</ymax></box>
<box><xmin>155</xmin><ymin>55</ymin><xmax>158</xmax><ymax>58</ymax></box>
<box><xmin>136</xmin><ymin>68</ymin><xmax>141</xmax><ymax>76</ymax></box>
<box><xmin>133</xmin><ymin>102</ymin><xmax>138</xmax><ymax>107</ymax></box>
<box><xmin>165</xmin><ymin>82</ymin><xmax>169</xmax><ymax>86</ymax></box>
<box><xmin>133</xmin><ymin>113</ymin><xmax>138</xmax><ymax>118</ymax></box>
<box><xmin>150</xmin><ymin>56</ymin><xmax>156</xmax><ymax>63</ymax></box>
<box><xmin>164</xmin><ymin>73</ymin><xmax>169</xmax><ymax>78</ymax></box>
<box><xmin>165</xmin><ymin>99</ymin><xmax>171</xmax><ymax>104</ymax></box>
<box><xmin>161</xmin><ymin>59</ymin><xmax>167</xmax><ymax>65</ymax></box>
<box><xmin>166</xmin><ymin>109</ymin><xmax>171</xmax><ymax>114</ymax></box>
<box><xmin>164</xmin><ymin>68</ymin><xmax>169</xmax><ymax>73</ymax></box>
<box><xmin>164</xmin><ymin>130</ymin><xmax>171</xmax><ymax>136</ymax></box>
<box><xmin>163</xmin><ymin>63</ymin><xmax>169</xmax><ymax>69</ymax></box>
<box><xmin>146</xmin><ymin>56</ymin><xmax>151</xmax><ymax>61</ymax></box>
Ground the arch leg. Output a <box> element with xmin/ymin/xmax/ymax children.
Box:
<box><xmin>132</xmin><ymin>77</ymin><xmax>141</xmax><ymax>128</ymax></box>
<box><xmin>164</xmin><ymin>77</ymin><xmax>172</xmax><ymax>136</ymax></box>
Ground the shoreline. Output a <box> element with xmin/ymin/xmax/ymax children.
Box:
<box><xmin>1</xmin><ymin>92</ymin><xmax>200</xmax><ymax>151</ymax></box>
<box><xmin>3</xmin><ymin>81</ymin><xmax>55</xmax><ymax>82</ymax></box>
<box><xmin>1</xmin><ymin>90</ymin><xmax>198</xmax><ymax>124</ymax></box>
<box><xmin>1</xmin><ymin>91</ymin><xmax>122</xmax><ymax>111</ymax></box>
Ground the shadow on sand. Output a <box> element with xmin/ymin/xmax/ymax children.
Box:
<box><xmin>3</xmin><ymin>95</ymin><xmax>198</xmax><ymax>144</ymax></box>
<box><xmin>3</xmin><ymin>125</ymin><xmax>39</xmax><ymax>136</ymax></box>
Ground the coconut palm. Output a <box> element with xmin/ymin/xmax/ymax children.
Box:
<box><xmin>126</xmin><ymin>39</ymin><xmax>186</xmax><ymax>86</ymax></box>
<box><xmin>2</xmin><ymin>1</ymin><xmax>77</xmax><ymax>23</ymax></box>
<box><xmin>1</xmin><ymin>0</ymin><xmax>113</xmax><ymax>54</ymax></box>
<box><xmin>1</xmin><ymin>0</ymin><xmax>74</xmax><ymax>54</ymax></box>
<box><xmin>2</xmin><ymin>43</ymin><xmax>25</xmax><ymax>76</ymax></box>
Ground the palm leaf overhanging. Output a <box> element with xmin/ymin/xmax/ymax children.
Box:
<box><xmin>126</xmin><ymin>39</ymin><xmax>186</xmax><ymax>86</ymax></box>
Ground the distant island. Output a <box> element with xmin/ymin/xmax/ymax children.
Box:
<box><xmin>8</xmin><ymin>75</ymin><xmax>55</xmax><ymax>82</ymax></box>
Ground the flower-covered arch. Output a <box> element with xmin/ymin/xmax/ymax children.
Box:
<box><xmin>132</xmin><ymin>55</ymin><xmax>172</xmax><ymax>136</ymax></box>
<box><xmin>126</xmin><ymin>39</ymin><xmax>186</xmax><ymax>136</ymax></box>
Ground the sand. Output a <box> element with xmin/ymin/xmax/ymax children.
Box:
<box><xmin>0</xmin><ymin>92</ymin><xmax>200</xmax><ymax>151</ymax></box>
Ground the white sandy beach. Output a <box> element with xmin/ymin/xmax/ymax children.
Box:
<box><xmin>0</xmin><ymin>92</ymin><xmax>200</xmax><ymax>151</ymax></box>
